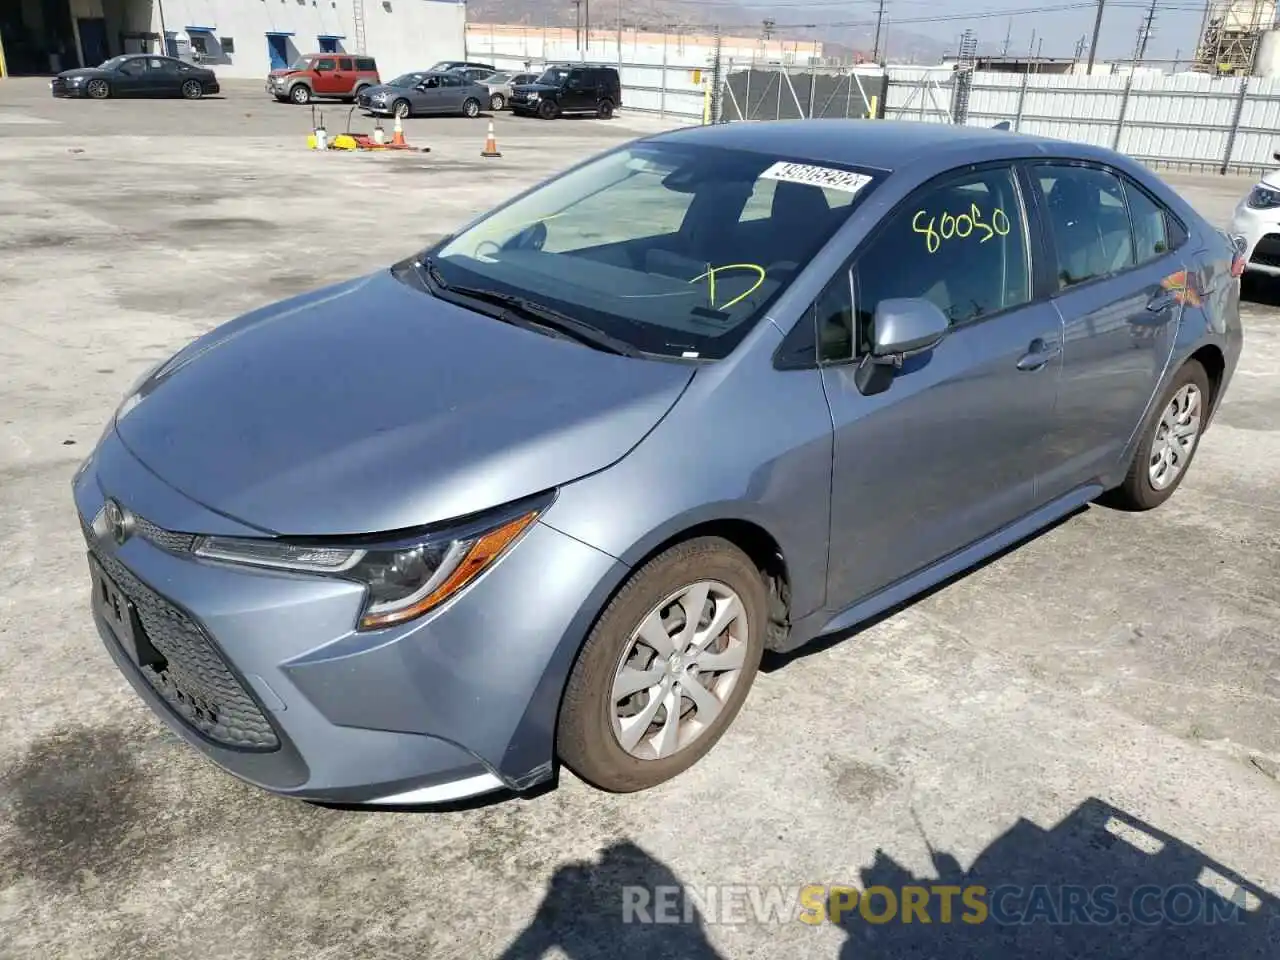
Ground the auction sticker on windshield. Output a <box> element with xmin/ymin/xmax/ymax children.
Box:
<box><xmin>759</xmin><ymin>162</ymin><xmax>873</xmax><ymax>195</ymax></box>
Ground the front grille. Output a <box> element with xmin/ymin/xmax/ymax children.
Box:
<box><xmin>50</xmin><ymin>80</ymin><xmax>67</xmax><ymax>94</ymax></box>
<box><xmin>1250</xmin><ymin>233</ymin><xmax>1280</xmax><ymax>268</ymax></box>
<box><xmin>358</xmin><ymin>94</ymin><xmax>370</xmax><ymax>106</ymax></box>
<box><xmin>133</xmin><ymin>515</ymin><xmax>197</xmax><ymax>554</ymax></box>
<box><xmin>84</xmin><ymin>525</ymin><xmax>279</xmax><ymax>752</ymax></box>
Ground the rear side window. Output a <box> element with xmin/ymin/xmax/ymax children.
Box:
<box><xmin>338</xmin><ymin>57</ymin><xmax>353</xmax><ymax>71</ymax></box>
<box><xmin>853</xmin><ymin>165</ymin><xmax>1032</xmax><ymax>334</ymax></box>
<box><xmin>1035</xmin><ymin>164</ymin><xmax>1135</xmax><ymax>289</ymax></box>
<box><xmin>356</xmin><ymin>58</ymin><xmax>376</xmax><ymax>71</ymax></box>
<box><xmin>1123</xmin><ymin>180</ymin><xmax>1170</xmax><ymax>264</ymax></box>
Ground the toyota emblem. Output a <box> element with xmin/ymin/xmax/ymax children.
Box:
<box><xmin>102</xmin><ymin>498</ymin><xmax>133</xmax><ymax>546</ymax></box>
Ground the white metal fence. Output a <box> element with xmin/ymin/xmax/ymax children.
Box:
<box><xmin>467</xmin><ymin>28</ymin><xmax>1280</xmax><ymax>175</ymax></box>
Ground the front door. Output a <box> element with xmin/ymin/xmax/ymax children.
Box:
<box><xmin>820</xmin><ymin>163</ymin><xmax>1064</xmax><ymax>608</ymax></box>
<box><xmin>1028</xmin><ymin>162</ymin><xmax>1186</xmax><ymax>500</ymax></box>
<box><xmin>77</xmin><ymin>17</ymin><xmax>108</xmax><ymax>67</ymax></box>
<box><xmin>311</xmin><ymin>57</ymin><xmax>340</xmax><ymax>95</ymax></box>
<box><xmin>111</xmin><ymin>57</ymin><xmax>150</xmax><ymax>95</ymax></box>
<box><xmin>413</xmin><ymin>75</ymin><xmax>445</xmax><ymax>113</ymax></box>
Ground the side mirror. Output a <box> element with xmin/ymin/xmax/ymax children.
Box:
<box><xmin>854</xmin><ymin>298</ymin><xmax>949</xmax><ymax>397</ymax></box>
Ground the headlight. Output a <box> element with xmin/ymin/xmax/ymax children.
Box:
<box><xmin>114</xmin><ymin>356</ymin><xmax>168</xmax><ymax>422</ymax></box>
<box><xmin>191</xmin><ymin>494</ymin><xmax>551</xmax><ymax>630</ymax></box>
<box><xmin>528</xmin><ymin>92</ymin><xmax>539</xmax><ymax>101</ymax></box>
<box><xmin>1246</xmin><ymin>184</ymin><xmax>1280</xmax><ymax>209</ymax></box>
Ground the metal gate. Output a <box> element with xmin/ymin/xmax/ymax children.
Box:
<box><xmin>720</xmin><ymin>67</ymin><xmax>887</xmax><ymax>122</ymax></box>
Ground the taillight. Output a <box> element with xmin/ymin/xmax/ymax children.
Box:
<box><xmin>1231</xmin><ymin>254</ymin><xmax>1245</xmax><ymax>278</ymax></box>
<box><xmin>1228</xmin><ymin>234</ymin><xmax>1247</xmax><ymax>278</ymax></box>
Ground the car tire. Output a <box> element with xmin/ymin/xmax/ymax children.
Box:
<box><xmin>556</xmin><ymin>536</ymin><xmax>767</xmax><ymax>793</ymax></box>
<box><xmin>393</xmin><ymin>98</ymin><xmax>411</xmax><ymax>119</ymax></box>
<box><xmin>537</xmin><ymin>99</ymin><xmax>558</xmax><ymax>120</ymax></box>
<box><xmin>490</xmin><ymin>92</ymin><xmax>506</xmax><ymax>111</ymax></box>
<box><xmin>462</xmin><ymin>97</ymin><xmax>481</xmax><ymax>118</ymax></box>
<box><xmin>181</xmin><ymin>79</ymin><xmax>204</xmax><ymax>100</ymax></box>
<box><xmin>1107</xmin><ymin>359</ymin><xmax>1212</xmax><ymax>511</ymax></box>
<box><xmin>290</xmin><ymin>84</ymin><xmax>311</xmax><ymax>105</ymax></box>
<box><xmin>86</xmin><ymin>79</ymin><xmax>110</xmax><ymax>99</ymax></box>
<box><xmin>596</xmin><ymin>99</ymin><xmax>614</xmax><ymax>119</ymax></box>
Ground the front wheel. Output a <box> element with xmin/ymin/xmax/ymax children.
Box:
<box><xmin>489</xmin><ymin>92</ymin><xmax>506</xmax><ymax>111</ymax></box>
<box><xmin>462</xmin><ymin>97</ymin><xmax>481</xmax><ymax>118</ymax></box>
<box><xmin>392</xmin><ymin>98</ymin><xmax>411</xmax><ymax>119</ymax></box>
<box><xmin>1108</xmin><ymin>359</ymin><xmax>1211</xmax><ymax>510</ymax></box>
<box><xmin>556</xmin><ymin>537</ymin><xmax>767</xmax><ymax>793</ymax></box>
<box><xmin>537</xmin><ymin>99</ymin><xmax>558</xmax><ymax>120</ymax></box>
<box><xmin>86</xmin><ymin>78</ymin><xmax>110</xmax><ymax>99</ymax></box>
<box><xmin>180</xmin><ymin>79</ymin><xmax>203</xmax><ymax>100</ymax></box>
<box><xmin>289</xmin><ymin>84</ymin><xmax>311</xmax><ymax>105</ymax></box>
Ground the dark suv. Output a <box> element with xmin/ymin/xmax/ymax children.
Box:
<box><xmin>509</xmin><ymin>64</ymin><xmax>621</xmax><ymax>119</ymax></box>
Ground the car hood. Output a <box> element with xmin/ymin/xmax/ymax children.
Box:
<box><xmin>361</xmin><ymin>83</ymin><xmax>409</xmax><ymax>96</ymax></box>
<box><xmin>514</xmin><ymin>83</ymin><xmax>562</xmax><ymax>94</ymax></box>
<box><xmin>58</xmin><ymin>68</ymin><xmax>106</xmax><ymax>79</ymax></box>
<box><xmin>268</xmin><ymin>68</ymin><xmax>303</xmax><ymax>78</ymax></box>
<box><xmin>114</xmin><ymin>269</ymin><xmax>695</xmax><ymax>537</ymax></box>
<box><xmin>1260</xmin><ymin>169</ymin><xmax>1280</xmax><ymax>190</ymax></box>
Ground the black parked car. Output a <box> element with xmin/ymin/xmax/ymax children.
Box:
<box><xmin>509</xmin><ymin>64</ymin><xmax>621</xmax><ymax>119</ymax></box>
<box><xmin>50</xmin><ymin>54</ymin><xmax>219</xmax><ymax>100</ymax></box>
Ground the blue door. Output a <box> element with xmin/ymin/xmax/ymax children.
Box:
<box><xmin>318</xmin><ymin>37</ymin><xmax>338</xmax><ymax>53</ymax></box>
<box><xmin>77</xmin><ymin>18</ymin><xmax>109</xmax><ymax>67</ymax></box>
<box><xmin>267</xmin><ymin>35</ymin><xmax>288</xmax><ymax>69</ymax></box>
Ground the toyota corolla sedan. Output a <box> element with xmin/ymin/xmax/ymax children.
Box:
<box><xmin>1228</xmin><ymin>151</ymin><xmax>1280</xmax><ymax>277</ymax></box>
<box><xmin>74</xmin><ymin>121</ymin><xmax>1242</xmax><ymax>807</ymax></box>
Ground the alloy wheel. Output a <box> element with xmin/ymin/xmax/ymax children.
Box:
<box><xmin>87</xmin><ymin>79</ymin><xmax>109</xmax><ymax>99</ymax></box>
<box><xmin>1149</xmin><ymin>383</ymin><xmax>1202</xmax><ymax>491</ymax></box>
<box><xmin>181</xmin><ymin>79</ymin><xmax>202</xmax><ymax>99</ymax></box>
<box><xmin>610</xmin><ymin>580</ymin><xmax>749</xmax><ymax>761</ymax></box>
<box><xmin>394</xmin><ymin>99</ymin><xmax>410</xmax><ymax>118</ymax></box>
<box><xmin>490</xmin><ymin>93</ymin><xmax>505</xmax><ymax>111</ymax></box>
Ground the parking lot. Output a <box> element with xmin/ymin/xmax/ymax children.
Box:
<box><xmin>1</xmin><ymin>78</ymin><xmax>1278</xmax><ymax>959</ymax></box>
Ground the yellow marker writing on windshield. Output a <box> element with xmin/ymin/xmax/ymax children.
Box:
<box><xmin>688</xmin><ymin>264</ymin><xmax>766</xmax><ymax>310</ymax></box>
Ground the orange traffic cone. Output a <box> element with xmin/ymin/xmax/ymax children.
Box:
<box><xmin>481</xmin><ymin>120</ymin><xmax>501</xmax><ymax>158</ymax></box>
<box><xmin>391</xmin><ymin>115</ymin><xmax>406</xmax><ymax>147</ymax></box>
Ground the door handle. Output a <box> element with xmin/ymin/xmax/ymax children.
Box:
<box><xmin>1147</xmin><ymin>291</ymin><xmax>1178</xmax><ymax>312</ymax></box>
<box><xmin>1016</xmin><ymin>338</ymin><xmax>1062</xmax><ymax>372</ymax></box>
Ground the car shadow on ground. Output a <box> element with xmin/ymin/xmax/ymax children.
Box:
<box><xmin>1242</xmin><ymin>274</ymin><xmax>1280</xmax><ymax>307</ymax></box>
<box><xmin>489</xmin><ymin>800</ymin><xmax>1280</xmax><ymax>959</ymax></box>
<box><xmin>829</xmin><ymin>797</ymin><xmax>1280</xmax><ymax>958</ymax></box>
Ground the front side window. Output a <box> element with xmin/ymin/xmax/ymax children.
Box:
<box><xmin>854</xmin><ymin>165</ymin><xmax>1032</xmax><ymax>339</ymax></box>
<box><xmin>314</xmin><ymin>58</ymin><xmax>336</xmax><ymax>72</ymax></box>
<box><xmin>441</xmin><ymin>74</ymin><xmax>462</xmax><ymax>87</ymax></box>
<box><xmin>428</xmin><ymin>145</ymin><xmax>880</xmax><ymax>359</ymax></box>
<box><xmin>1036</xmin><ymin>164</ymin><xmax>1135</xmax><ymax>289</ymax></box>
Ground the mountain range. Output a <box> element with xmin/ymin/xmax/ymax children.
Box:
<box><xmin>464</xmin><ymin>0</ymin><xmax>954</xmax><ymax>64</ymax></box>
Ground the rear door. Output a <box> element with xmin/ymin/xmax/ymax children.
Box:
<box><xmin>821</xmin><ymin>162</ymin><xmax>1064</xmax><ymax>607</ymax></box>
<box><xmin>333</xmin><ymin>56</ymin><xmax>355</xmax><ymax>94</ymax></box>
<box><xmin>1027</xmin><ymin>161</ymin><xmax>1187</xmax><ymax>501</ymax></box>
<box><xmin>147</xmin><ymin>57</ymin><xmax>183</xmax><ymax>96</ymax></box>
<box><xmin>439</xmin><ymin>73</ymin><xmax>467</xmax><ymax>112</ymax></box>
<box><xmin>563</xmin><ymin>68</ymin><xmax>593</xmax><ymax>110</ymax></box>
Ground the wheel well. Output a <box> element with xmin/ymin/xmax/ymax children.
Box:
<box><xmin>629</xmin><ymin>519</ymin><xmax>792</xmax><ymax>648</ymax></box>
<box><xmin>1189</xmin><ymin>345</ymin><xmax>1226</xmax><ymax>413</ymax></box>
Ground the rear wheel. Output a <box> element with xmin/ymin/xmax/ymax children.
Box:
<box><xmin>393</xmin><ymin>98</ymin><xmax>411</xmax><ymax>119</ymax></box>
<box><xmin>289</xmin><ymin>84</ymin><xmax>311</xmax><ymax>105</ymax></box>
<box><xmin>556</xmin><ymin>537</ymin><xmax>767</xmax><ymax>793</ymax></box>
<box><xmin>596</xmin><ymin>98</ymin><xmax>614</xmax><ymax>119</ymax></box>
<box><xmin>462</xmin><ymin>97</ymin><xmax>481</xmax><ymax>118</ymax></box>
<box><xmin>180</xmin><ymin>79</ymin><xmax>203</xmax><ymax>100</ymax></box>
<box><xmin>489</xmin><ymin>92</ymin><xmax>506</xmax><ymax>111</ymax></box>
<box><xmin>86</xmin><ymin>78</ymin><xmax>110</xmax><ymax>99</ymax></box>
<box><xmin>1108</xmin><ymin>359</ymin><xmax>1211</xmax><ymax>510</ymax></box>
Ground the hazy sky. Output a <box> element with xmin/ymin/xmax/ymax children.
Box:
<box><xmin>744</xmin><ymin>0</ymin><xmax>1220</xmax><ymax>64</ymax></box>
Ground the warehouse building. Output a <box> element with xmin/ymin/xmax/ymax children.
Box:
<box><xmin>1</xmin><ymin>0</ymin><xmax>465</xmax><ymax>79</ymax></box>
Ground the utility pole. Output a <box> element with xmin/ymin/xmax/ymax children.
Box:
<box><xmin>1135</xmin><ymin>0</ymin><xmax>1157</xmax><ymax>64</ymax></box>
<box><xmin>873</xmin><ymin>0</ymin><xmax>886</xmax><ymax>63</ymax></box>
<box><xmin>616</xmin><ymin>0</ymin><xmax>623</xmax><ymax>69</ymax></box>
<box><xmin>1086</xmin><ymin>0</ymin><xmax>1106</xmax><ymax>75</ymax></box>
<box><xmin>572</xmin><ymin>0</ymin><xmax>581</xmax><ymax>49</ymax></box>
<box><xmin>1002</xmin><ymin>19</ymin><xmax>1012</xmax><ymax>58</ymax></box>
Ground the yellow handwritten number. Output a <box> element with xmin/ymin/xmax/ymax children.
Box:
<box><xmin>992</xmin><ymin>208</ymin><xmax>1011</xmax><ymax>236</ymax></box>
<box><xmin>912</xmin><ymin>210</ymin><xmax>941</xmax><ymax>254</ymax></box>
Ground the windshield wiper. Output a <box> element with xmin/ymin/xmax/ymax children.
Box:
<box><xmin>415</xmin><ymin>258</ymin><xmax>644</xmax><ymax>358</ymax></box>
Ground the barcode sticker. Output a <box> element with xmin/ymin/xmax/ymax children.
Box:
<box><xmin>759</xmin><ymin>161</ymin><xmax>872</xmax><ymax>195</ymax></box>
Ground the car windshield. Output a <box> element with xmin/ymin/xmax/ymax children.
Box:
<box><xmin>288</xmin><ymin>58</ymin><xmax>312</xmax><ymax>71</ymax></box>
<box><xmin>388</xmin><ymin>73</ymin><xmax>421</xmax><ymax>87</ymax></box>
<box><xmin>99</xmin><ymin>55</ymin><xmax>130</xmax><ymax>70</ymax></box>
<box><xmin>537</xmin><ymin>67</ymin><xmax>571</xmax><ymax>85</ymax></box>
<box><xmin>426</xmin><ymin>142</ymin><xmax>880</xmax><ymax>360</ymax></box>
<box><xmin>426</xmin><ymin>62</ymin><xmax>454</xmax><ymax>72</ymax></box>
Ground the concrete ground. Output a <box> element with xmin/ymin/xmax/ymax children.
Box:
<box><xmin>1</xmin><ymin>79</ymin><xmax>1279</xmax><ymax>960</ymax></box>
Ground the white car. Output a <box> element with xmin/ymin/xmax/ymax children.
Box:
<box><xmin>1229</xmin><ymin>153</ymin><xmax>1280</xmax><ymax>277</ymax></box>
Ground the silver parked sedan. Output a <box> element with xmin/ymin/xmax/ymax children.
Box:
<box><xmin>357</xmin><ymin>70</ymin><xmax>487</xmax><ymax>118</ymax></box>
<box><xmin>479</xmin><ymin>70</ymin><xmax>540</xmax><ymax>111</ymax></box>
<box><xmin>74</xmin><ymin>120</ymin><xmax>1242</xmax><ymax>808</ymax></box>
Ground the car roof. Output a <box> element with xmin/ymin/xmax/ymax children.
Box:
<box><xmin>647</xmin><ymin>119</ymin><xmax>1117</xmax><ymax>174</ymax></box>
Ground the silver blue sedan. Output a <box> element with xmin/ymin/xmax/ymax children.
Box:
<box><xmin>74</xmin><ymin>120</ymin><xmax>1242</xmax><ymax>807</ymax></box>
<box><xmin>357</xmin><ymin>70</ymin><xmax>487</xmax><ymax>118</ymax></box>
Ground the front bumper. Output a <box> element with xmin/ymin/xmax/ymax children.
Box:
<box><xmin>51</xmin><ymin>79</ymin><xmax>86</xmax><ymax>97</ymax></box>
<box><xmin>1228</xmin><ymin>202</ymin><xmax>1280</xmax><ymax>277</ymax></box>
<box><xmin>73</xmin><ymin>428</ymin><xmax>626</xmax><ymax>804</ymax></box>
